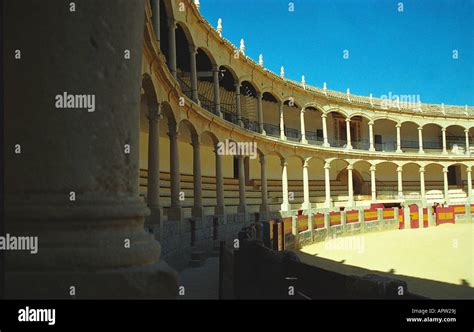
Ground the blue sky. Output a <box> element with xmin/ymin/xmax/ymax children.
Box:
<box><xmin>200</xmin><ymin>0</ymin><xmax>473</xmax><ymax>105</ymax></box>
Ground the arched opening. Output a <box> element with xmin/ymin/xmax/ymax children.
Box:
<box><xmin>304</xmin><ymin>106</ymin><xmax>324</xmax><ymax>145</ymax></box>
<box><xmin>446</xmin><ymin>125</ymin><xmax>467</xmax><ymax>154</ymax></box>
<box><xmin>329</xmin><ymin>159</ymin><xmax>349</xmax><ymax>206</ymax></box>
<box><xmin>283</xmin><ymin>99</ymin><xmax>301</xmax><ymax>142</ymax></box>
<box><xmin>350</xmin><ymin>115</ymin><xmax>371</xmax><ymax>150</ymax></box>
<box><xmin>373</xmin><ymin>118</ymin><xmax>397</xmax><ymax>152</ymax></box>
<box><xmin>240</xmin><ymin>81</ymin><xmax>259</xmax><ymax>132</ymax></box>
<box><xmin>400</xmin><ymin>121</ymin><xmax>421</xmax><ymax>151</ymax></box>
<box><xmin>262</xmin><ymin>92</ymin><xmax>280</xmax><ymax>137</ymax></box>
<box><xmin>374</xmin><ymin>162</ymin><xmax>398</xmax><ymax>200</ymax></box>
<box><xmin>195</xmin><ymin>48</ymin><xmax>217</xmax><ymax>114</ymax></box>
<box><xmin>175</xmin><ymin>23</ymin><xmax>193</xmax><ymax>98</ymax></box>
<box><xmin>218</xmin><ymin>65</ymin><xmax>238</xmax><ymax>124</ymax></box>
<box><xmin>401</xmin><ymin>163</ymin><xmax>421</xmax><ymax>199</ymax></box>
<box><xmin>422</xmin><ymin>123</ymin><xmax>442</xmax><ymax>150</ymax></box>
<box><xmin>424</xmin><ymin>163</ymin><xmax>444</xmax><ymax>203</ymax></box>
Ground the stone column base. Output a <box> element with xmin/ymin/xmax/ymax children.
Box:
<box><xmin>214</xmin><ymin>205</ymin><xmax>226</xmax><ymax>216</ymax></box>
<box><xmin>191</xmin><ymin>206</ymin><xmax>205</xmax><ymax>219</ymax></box>
<box><xmin>168</xmin><ymin>207</ymin><xmax>184</xmax><ymax>221</ymax></box>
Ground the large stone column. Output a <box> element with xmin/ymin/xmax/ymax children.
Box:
<box><xmin>279</xmin><ymin>101</ymin><xmax>287</xmax><ymax>140</ymax></box>
<box><xmin>168</xmin><ymin>127</ymin><xmax>183</xmax><ymax>221</ymax></box>
<box><xmin>370</xmin><ymin>165</ymin><xmax>377</xmax><ymax>201</ymax></box>
<box><xmin>146</xmin><ymin>103</ymin><xmax>163</xmax><ymax>228</ymax></box>
<box><xmin>322</xmin><ymin>114</ymin><xmax>329</xmax><ymax>147</ymax></box>
<box><xmin>396</xmin><ymin>123</ymin><xmax>402</xmax><ymax>153</ymax></box>
<box><xmin>191</xmin><ymin>134</ymin><xmax>203</xmax><ymax>218</ymax></box>
<box><xmin>443</xmin><ymin>167</ymin><xmax>449</xmax><ymax>204</ymax></box>
<box><xmin>345</xmin><ymin>118</ymin><xmax>353</xmax><ymax>149</ymax></box>
<box><xmin>235</xmin><ymin>82</ymin><xmax>243</xmax><ymax>127</ymax></box>
<box><xmin>257</xmin><ymin>92</ymin><xmax>265</xmax><ymax>134</ymax></box>
<box><xmin>151</xmin><ymin>0</ymin><xmax>160</xmax><ymax>44</ymax></box>
<box><xmin>281</xmin><ymin>158</ymin><xmax>290</xmax><ymax>211</ymax></box>
<box><xmin>300</xmin><ymin>108</ymin><xmax>308</xmax><ymax>144</ymax></box>
<box><xmin>189</xmin><ymin>45</ymin><xmax>200</xmax><ymax>104</ymax></box>
<box><xmin>419</xmin><ymin>166</ymin><xmax>426</xmax><ymax>203</ymax></box>
<box><xmin>212</xmin><ymin>66</ymin><xmax>222</xmax><ymax>117</ymax></box>
<box><xmin>467</xmin><ymin>166</ymin><xmax>473</xmax><ymax>202</ymax></box>
<box><xmin>397</xmin><ymin>166</ymin><xmax>404</xmax><ymax>198</ymax></box>
<box><xmin>418</xmin><ymin>126</ymin><xmax>425</xmax><ymax>154</ymax></box>
<box><xmin>465</xmin><ymin>129</ymin><xmax>471</xmax><ymax>155</ymax></box>
<box><xmin>168</xmin><ymin>18</ymin><xmax>177</xmax><ymax>78</ymax></box>
<box><xmin>214</xmin><ymin>146</ymin><xmax>225</xmax><ymax>215</ymax></box>
<box><xmin>368</xmin><ymin>121</ymin><xmax>375</xmax><ymax>151</ymax></box>
<box><xmin>442</xmin><ymin>127</ymin><xmax>447</xmax><ymax>154</ymax></box>
<box><xmin>347</xmin><ymin>165</ymin><xmax>354</xmax><ymax>206</ymax></box>
<box><xmin>237</xmin><ymin>156</ymin><xmax>247</xmax><ymax>214</ymax></box>
<box><xmin>4</xmin><ymin>0</ymin><xmax>177</xmax><ymax>298</ymax></box>
<box><xmin>302</xmin><ymin>159</ymin><xmax>310</xmax><ymax>209</ymax></box>
<box><xmin>324</xmin><ymin>162</ymin><xmax>332</xmax><ymax>207</ymax></box>
<box><xmin>259</xmin><ymin>154</ymin><xmax>269</xmax><ymax>213</ymax></box>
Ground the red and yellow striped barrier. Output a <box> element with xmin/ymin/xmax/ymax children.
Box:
<box><xmin>436</xmin><ymin>206</ymin><xmax>454</xmax><ymax>225</ymax></box>
<box><xmin>346</xmin><ymin>210</ymin><xmax>359</xmax><ymax>224</ymax></box>
<box><xmin>409</xmin><ymin>205</ymin><xmax>419</xmax><ymax>229</ymax></box>
<box><xmin>269</xmin><ymin>220</ymin><xmax>276</xmax><ymax>240</ymax></box>
<box><xmin>329</xmin><ymin>211</ymin><xmax>341</xmax><ymax>226</ymax></box>
<box><xmin>383</xmin><ymin>208</ymin><xmax>395</xmax><ymax>220</ymax></box>
<box><xmin>452</xmin><ymin>205</ymin><xmax>465</xmax><ymax>215</ymax></box>
<box><xmin>399</xmin><ymin>208</ymin><xmax>405</xmax><ymax>229</ymax></box>
<box><xmin>364</xmin><ymin>208</ymin><xmax>378</xmax><ymax>222</ymax></box>
<box><xmin>423</xmin><ymin>208</ymin><xmax>428</xmax><ymax>228</ymax></box>
<box><xmin>297</xmin><ymin>215</ymin><xmax>309</xmax><ymax>232</ymax></box>
<box><xmin>283</xmin><ymin>217</ymin><xmax>292</xmax><ymax>235</ymax></box>
<box><xmin>313</xmin><ymin>213</ymin><xmax>325</xmax><ymax>229</ymax></box>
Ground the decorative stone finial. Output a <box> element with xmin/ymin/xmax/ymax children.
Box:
<box><xmin>369</xmin><ymin>93</ymin><xmax>373</xmax><ymax>106</ymax></box>
<box><xmin>280</xmin><ymin>66</ymin><xmax>285</xmax><ymax>78</ymax></box>
<box><xmin>323</xmin><ymin>82</ymin><xmax>327</xmax><ymax>95</ymax></box>
<box><xmin>239</xmin><ymin>38</ymin><xmax>245</xmax><ymax>55</ymax></box>
<box><xmin>217</xmin><ymin>18</ymin><xmax>222</xmax><ymax>36</ymax></box>
<box><xmin>301</xmin><ymin>75</ymin><xmax>305</xmax><ymax>85</ymax></box>
<box><xmin>258</xmin><ymin>54</ymin><xmax>263</xmax><ymax>66</ymax></box>
<box><xmin>346</xmin><ymin>88</ymin><xmax>351</xmax><ymax>101</ymax></box>
<box><xmin>194</xmin><ymin>0</ymin><xmax>200</xmax><ymax>10</ymax></box>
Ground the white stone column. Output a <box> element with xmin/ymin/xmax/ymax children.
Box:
<box><xmin>302</xmin><ymin>159</ymin><xmax>310</xmax><ymax>209</ymax></box>
<box><xmin>465</xmin><ymin>129</ymin><xmax>470</xmax><ymax>155</ymax></box>
<box><xmin>396</xmin><ymin>123</ymin><xmax>402</xmax><ymax>153</ymax></box>
<box><xmin>347</xmin><ymin>164</ymin><xmax>354</xmax><ymax>206</ymax></box>
<box><xmin>259</xmin><ymin>154</ymin><xmax>269</xmax><ymax>212</ymax></box>
<box><xmin>368</xmin><ymin>121</ymin><xmax>375</xmax><ymax>151</ymax></box>
<box><xmin>300</xmin><ymin>108</ymin><xmax>308</xmax><ymax>144</ymax></box>
<box><xmin>214</xmin><ymin>145</ymin><xmax>225</xmax><ymax>215</ymax></box>
<box><xmin>418</xmin><ymin>126</ymin><xmax>424</xmax><ymax>154</ymax></box>
<box><xmin>442</xmin><ymin>127</ymin><xmax>447</xmax><ymax>154</ymax></box>
<box><xmin>370</xmin><ymin>165</ymin><xmax>377</xmax><ymax>201</ymax></box>
<box><xmin>146</xmin><ymin>103</ymin><xmax>163</xmax><ymax>226</ymax></box>
<box><xmin>281</xmin><ymin>158</ymin><xmax>290</xmax><ymax>211</ymax></box>
<box><xmin>257</xmin><ymin>92</ymin><xmax>264</xmax><ymax>134</ymax></box>
<box><xmin>167</xmin><ymin>18</ymin><xmax>177</xmax><ymax>78</ymax></box>
<box><xmin>3</xmin><ymin>0</ymin><xmax>177</xmax><ymax>298</ymax></box>
<box><xmin>322</xmin><ymin>113</ymin><xmax>329</xmax><ymax>147</ymax></box>
<box><xmin>151</xmin><ymin>0</ymin><xmax>160</xmax><ymax>44</ymax></box>
<box><xmin>212</xmin><ymin>66</ymin><xmax>222</xmax><ymax>117</ymax></box>
<box><xmin>235</xmin><ymin>82</ymin><xmax>243</xmax><ymax>127</ymax></box>
<box><xmin>237</xmin><ymin>155</ymin><xmax>247</xmax><ymax>213</ymax></box>
<box><xmin>345</xmin><ymin>118</ymin><xmax>353</xmax><ymax>149</ymax></box>
<box><xmin>419</xmin><ymin>166</ymin><xmax>426</xmax><ymax>202</ymax></box>
<box><xmin>467</xmin><ymin>166</ymin><xmax>473</xmax><ymax>202</ymax></box>
<box><xmin>168</xmin><ymin>127</ymin><xmax>183</xmax><ymax>221</ymax></box>
<box><xmin>279</xmin><ymin>101</ymin><xmax>287</xmax><ymax>140</ymax></box>
<box><xmin>189</xmin><ymin>45</ymin><xmax>199</xmax><ymax>103</ymax></box>
<box><xmin>191</xmin><ymin>134</ymin><xmax>203</xmax><ymax>218</ymax></box>
<box><xmin>324</xmin><ymin>162</ymin><xmax>332</xmax><ymax>207</ymax></box>
<box><xmin>443</xmin><ymin>166</ymin><xmax>449</xmax><ymax>204</ymax></box>
<box><xmin>397</xmin><ymin>166</ymin><xmax>403</xmax><ymax>198</ymax></box>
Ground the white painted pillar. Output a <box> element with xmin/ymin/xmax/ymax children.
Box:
<box><xmin>302</xmin><ymin>159</ymin><xmax>310</xmax><ymax>209</ymax></box>
<box><xmin>443</xmin><ymin>166</ymin><xmax>449</xmax><ymax>204</ymax></box>
<box><xmin>168</xmin><ymin>126</ymin><xmax>183</xmax><ymax>221</ymax></box>
<box><xmin>257</xmin><ymin>92</ymin><xmax>264</xmax><ymax>134</ymax></box>
<box><xmin>212</xmin><ymin>66</ymin><xmax>222</xmax><ymax>117</ymax></box>
<box><xmin>368</xmin><ymin>121</ymin><xmax>375</xmax><ymax>151</ymax></box>
<box><xmin>167</xmin><ymin>18</ymin><xmax>177</xmax><ymax>78</ymax></box>
<box><xmin>347</xmin><ymin>164</ymin><xmax>354</xmax><ymax>206</ymax></box>
<box><xmin>397</xmin><ymin>166</ymin><xmax>403</xmax><ymax>198</ymax></box>
<box><xmin>238</xmin><ymin>155</ymin><xmax>247</xmax><ymax>214</ymax></box>
<box><xmin>418</xmin><ymin>126</ymin><xmax>424</xmax><ymax>154</ymax></box>
<box><xmin>146</xmin><ymin>103</ymin><xmax>162</xmax><ymax>225</ymax></box>
<box><xmin>322</xmin><ymin>114</ymin><xmax>329</xmax><ymax>147</ymax></box>
<box><xmin>235</xmin><ymin>82</ymin><xmax>243</xmax><ymax>127</ymax></box>
<box><xmin>467</xmin><ymin>166</ymin><xmax>473</xmax><ymax>202</ymax></box>
<box><xmin>191</xmin><ymin>135</ymin><xmax>203</xmax><ymax>218</ymax></box>
<box><xmin>442</xmin><ymin>127</ymin><xmax>447</xmax><ymax>154</ymax></box>
<box><xmin>300</xmin><ymin>108</ymin><xmax>308</xmax><ymax>143</ymax></box>
<box><xmin>419</xmin><ymin>166</ymin><xmax>426</xmax><ymax>202</ymax></box>
<box><xmin>345</xmin><ymin>118</ymin><xmax>353</xmax><ymax>149</ymax></box>
<box><xmin>281</xmin><ymin>158</ymin><xmax>290</xmax><ymax>211</ymax></box>
<box><xmin>396</xmin><ymin>123</ymin><xmax>402</xmax><ymax>153</ymax></box>
<box><xmin>370</xmin><ymin>165</ymin><xmax>377</xmax><ymax>201</ymax></box>
<box><xmin>465</xmin><ymin>129</ymin><xmax>470</xmax><ymax>155</ymax></box>
<box><xmin>324</xmin><ymin>162</ymin><xmax>332</xmax><ymax>207</ymax></box>
<box><xmin>189</xmin><ymin>45</ymin><xmax>199</xmax><ymax>103</ymax></box>
<box><xmin>279</xmin><ymin>101</ymin><xmax>286</xmax><ymax>140</ymax></box>
<box><xmin>214</xmin><ymin>145</ymin><xmax>225</xmax><ymax>215</ymax></box>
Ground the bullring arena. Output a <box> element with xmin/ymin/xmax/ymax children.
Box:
<box><xmin>3</xmin><ymin>0</ymin><xmax>473</xmax><ymax>299</ymax></box>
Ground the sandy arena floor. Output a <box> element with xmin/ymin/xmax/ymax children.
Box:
<box><xmin>296</xmin><ymin>223</ymin><xmax>474</xmax><ymax>299</ymax></box>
